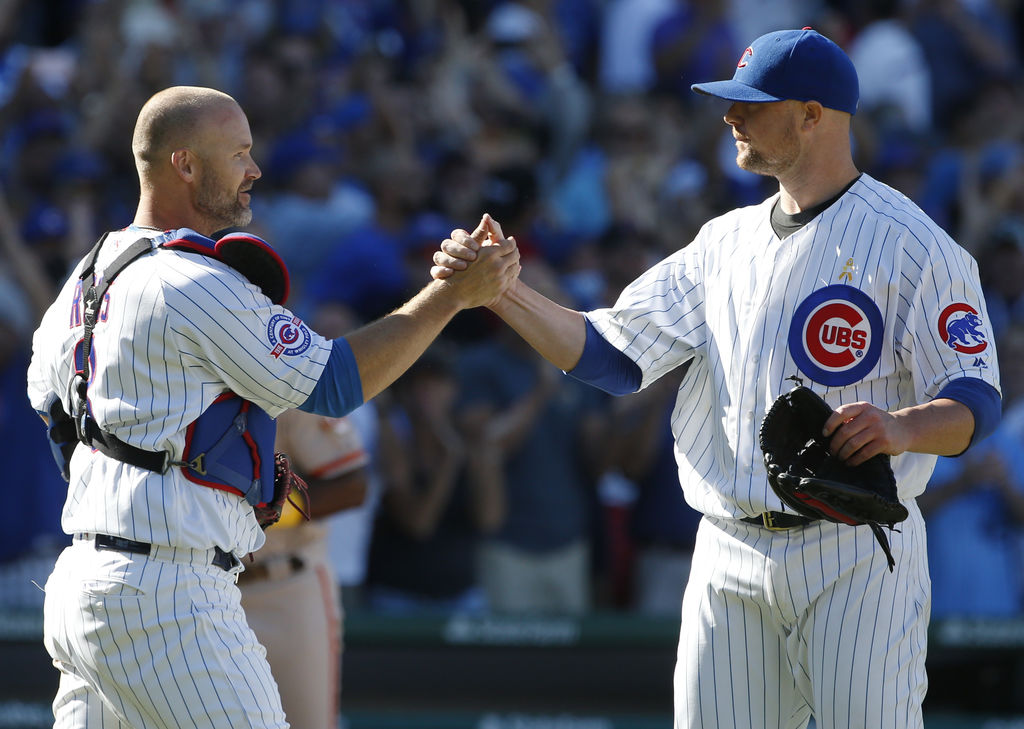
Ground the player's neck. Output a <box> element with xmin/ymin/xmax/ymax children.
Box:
<box><xmin>777</xmin><ymin>164</ymin><xmax>859</xmax><ymax>215</ymax></box>
<box><xmin>134</xmin><ymin>197</ymin><xmax>216</xmax><ymax>238</ymax></box>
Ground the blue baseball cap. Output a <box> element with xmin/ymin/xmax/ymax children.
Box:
<box><xmin>691</xmin><ymin>28</ymin><xmax>859</xmax><ymax>115</ymax></box>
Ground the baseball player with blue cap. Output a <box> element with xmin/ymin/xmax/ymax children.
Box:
<box><xmin>434</xmin><ymin>28</ymin><xmax>1000</xmax><ymax>729</ymax></box>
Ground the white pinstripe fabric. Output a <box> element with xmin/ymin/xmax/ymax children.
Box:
<box><xmin>44</xmin><ymin>540</ymin><xmax>287</xmax><ymax>728</ymax></box>
<box><xmin>585</xmin><ymin>175</ymin><xmax>995</xmax><ymax>727</ymax></box>
<box><xmin>673</xmin><ymin>504</ymin><xmax>929</xmax><ymax>729</ymax></box>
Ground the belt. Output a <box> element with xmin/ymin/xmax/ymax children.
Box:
<box><xmin>741</xmin><ymin>511</ymin><xmax>816</xmax><ymax>531</ymax></box>
<box><xmin>237</xmin><ymin>555</ymin><xmax>306</xmax><ymax>585</ymax></box>
<box><xmin>78</xmin><ymin>533</ymin><xmax>239</xmax><ymax>571</ymax></box>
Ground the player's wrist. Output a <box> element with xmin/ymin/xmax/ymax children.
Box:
<box><xmin>486</xmin><ymin>279</ymin><xmax>521</xmax><ymax>316</ymax></box>
<box><xmin>425</xmin><ymin>278</ymin><xmax>472</xmax><ymax>315</ymax></box>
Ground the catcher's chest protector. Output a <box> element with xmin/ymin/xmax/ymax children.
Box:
<box><xmin>67</xmin><ymin>229</ymin><xmax>282</xmax><ymax>507</ymax></box>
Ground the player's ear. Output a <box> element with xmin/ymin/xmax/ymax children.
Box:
<box><xmin>801</xmin><ymin>101</ymin><xmax>824</xmax><ymax>130</ymax></box>
<box><xmin>170</xmin><ymin>148</ymin><xmax>196</xmax><ymax>182</ymax></box>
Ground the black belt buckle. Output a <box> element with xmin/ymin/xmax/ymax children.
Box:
<box><xmin>94</xmin><ymin>533</ymin><xmax>151</xmax><ymax>555</ymax></box>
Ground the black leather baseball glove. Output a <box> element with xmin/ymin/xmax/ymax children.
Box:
<box><xmin>759</xmin><ymin>381</ymin><xmax>909</xmax><ymax>571</ymax></box>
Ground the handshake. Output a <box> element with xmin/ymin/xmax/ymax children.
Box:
<box><xmin>430</xmin><ymin>213</ymin><xmax>520</xmax><ymax>310</ymax></box>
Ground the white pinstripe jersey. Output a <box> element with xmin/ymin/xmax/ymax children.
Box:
<box><xmin>27</xmin><ymin>227</ymin><xmax>332</xmax><ymax>554</ymax></box>
<box><xmin>588</xmin><ymin>174</ymin><xmax>1001</xmax><ymax>520</ymax></box>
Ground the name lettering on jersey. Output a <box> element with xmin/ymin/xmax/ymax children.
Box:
<box><xmin>70</xmin><ymin>282</ymin><xmax>113</xmax><ymax>326</ymax></box>
<box><xmin>788</xmin><ymin>284</ymin><xmax>883</xmax><ymax>386</ymax></box>
<box><xmin>267</xmin><ymin>313</ymin><xmax>312</xmax><ymax>359</ymax></box>
<box><xmin>838</xmin><ymin>258</ymin><xmax>856</xmax><ymax>283</ymax></box>
<box><xmin>937</xmin><ymin>302</ymin><xmax>989</xmax><ymax>355</ymax></box>
<box><xmin>70</xmin><ymin>281</ymin><xmax>83</xmax><ymax>328</ymax></box>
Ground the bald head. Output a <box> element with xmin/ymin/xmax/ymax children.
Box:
<box><xmin>131</xmin><ymin>86</ymin><xmax>261</xmax><ymax>235</ymax></box>
<box><xmin>132</xmin><ymin>86</ymin><xmax>238</xmax><ymax>182</ymax></box>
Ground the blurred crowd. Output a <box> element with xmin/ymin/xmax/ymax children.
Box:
<box><xmin>3</xmin><ymin>0</ymin><xmax>1024</xmax><ymax>621</ymax></box>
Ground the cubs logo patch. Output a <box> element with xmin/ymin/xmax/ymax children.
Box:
<box><xmin>267</xmin><ymin>314</ymin><xmax>311</xmax><ymax>359</ymax></box>
<box><xmin>937</xmin><ymin>303</ymin><xmax>988</xmax><ymax>355</ymax></box>
<box><xmin>788</xmin><ymin>285</ymin><xmax>883</xmax><ymax>386</ymax></box>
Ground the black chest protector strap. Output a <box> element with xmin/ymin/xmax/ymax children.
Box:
<box><xmin>65</xmin><ymin>232</ymin><xmax>280</xmax><ymax>507</ymax></box>
<box><xmin>69</xmin><ymin>234</ymin><xmax>170</xmax><ymax>471</ymax></box>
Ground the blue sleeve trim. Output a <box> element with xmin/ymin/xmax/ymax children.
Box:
<box><xmin>566</xmin><ymin>319</ymin><xmax>642</xmax><ymax>396</ymax></box>
<box><xmin>935</xmin><ymin>377</ymin><xmax>1001</xmax><ymax>453</ymax></box>
<box><xmin>298</xmin><ymin>338</ymin><xmax>365</xmax><ymax>416</ymax></box>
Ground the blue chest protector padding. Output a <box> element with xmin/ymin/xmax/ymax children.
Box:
<box><xmin>179</xmin><ymin>393</ymin><xmax>277</xmax><ymax>507</ymax></box>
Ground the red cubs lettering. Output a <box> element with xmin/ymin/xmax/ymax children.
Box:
<box><xmin>806</xmin><ymin>303</ymin><xmax>868</xmax><ymax>369</ymax></box>
<box><xmin>823</xmin><ymin>326</ymin><xmax>867</xmax><ymax>349</ymax></box>
<box><xmin>821</xmin><ymin>325</ymin><xmax>851</xmax><ymax>347</ymax></box>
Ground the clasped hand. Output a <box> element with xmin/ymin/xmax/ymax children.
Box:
<box><xmin>432</xmin><ymin>214</ymin><xmax>517</xmax><ymax>307</ymax></box>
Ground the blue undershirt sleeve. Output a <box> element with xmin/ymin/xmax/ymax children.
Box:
<box><xmin>935</xmin><ymin>377</ymin><xmax>1001</xmax><ymax>453</ymax></box>
<box><xmin>298</xmin><ymin>337</ymin><xmax>365</xmax><ymax>416</ymax></box>
<box><xmin>566</xmin><ymin>318</ymin><xmax>643</xmax><ymax>396</ymax></box>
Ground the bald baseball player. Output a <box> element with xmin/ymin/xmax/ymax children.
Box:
<box><xmin>434</xmin><ymin>29</ymin><xmax>1001</xmax><ymax>729</ymax></box>
<box><xmin>27</xmin><ymin>86</ymin><xmax>518</xmax><ymax>728</ymax></box>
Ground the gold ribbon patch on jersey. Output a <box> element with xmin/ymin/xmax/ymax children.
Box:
<box><xmin>838</xmin><ymin>258</ymin><xmax>857</xmax><ymax>283</ymax></box>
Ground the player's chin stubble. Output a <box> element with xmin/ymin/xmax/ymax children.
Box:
<box><xmin>735</xmin><ymin>128</ymin><xmax>800</xmax><ymax>178</ymax></box>
<box><xmin>737</xmin><ymin>146</ymin><xmax>795</xmax><ymax>178</ymax></box>
<box><xmin>195</xmin><ymin>172</ymin><xmax>252</xmax><ymax>229</ymax></box>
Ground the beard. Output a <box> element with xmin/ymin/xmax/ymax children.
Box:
<box><xmin>195</xmin><ymin>166</ymin><xmax>252</xmax><ymax>229</ymax></box>
<box><xmin>735</xmin><ymin>126</ymin><xmax>800</xmax><ymax>178</ymax></box>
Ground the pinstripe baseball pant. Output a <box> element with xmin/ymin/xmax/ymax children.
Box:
<box><xmin>673</xmin><ymin>502</ymin><xmax>929</xmax><ymax>729</ymax></box>
<box><xmin>43</xmin><ymin>538</ymin><xmax>287</xmax><ymax>728</ymax></box>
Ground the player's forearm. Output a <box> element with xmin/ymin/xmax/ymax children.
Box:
<box><xmin>893</xmin><ymin>398</ymin><xmax>975</xmax><ymax>456</ymax></box>
<box><xmin>489</xmin><ymin>281</ymin><xmax>586</xmax><ymax>371</ymax></box>
<box><xmin>347</xmin><ymin>280</ymin><xmax>462</xmax><ymax>402</ymax></box>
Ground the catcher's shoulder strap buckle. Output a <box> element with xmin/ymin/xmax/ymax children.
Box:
<box><xmin>189</xmin><ymin>453</ymin><xmax>207</xmax><ymax>475</ymax></box>
<box><xmin>169</xmin><ymin>453</ymin><xmax>206</xmax><ymax>476</ymax></box>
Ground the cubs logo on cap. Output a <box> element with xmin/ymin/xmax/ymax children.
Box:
<box><xmin>691</xmin><ymin>28</ymin><xmax>859</xmax><ymax>115</ymax></box>
<box><xmin>937</xmin><ymin>303</ymin><xmax>988</xmax><ymax>355</ymax></box>
<box><xmin>788</xmin><ymin>285</ymin><xmax>883</xmax><ymax>386</ymax></box>
<box><xmin>267</xmin><ymin>313</ymin><xmax>312</xmax><ymax>359</ymax></box>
